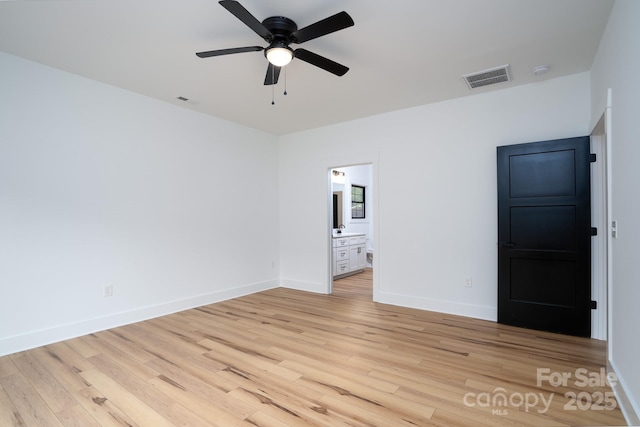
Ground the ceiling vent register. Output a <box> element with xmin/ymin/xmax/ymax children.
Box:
<box><xmin>463</xmin><ymin>64</ymin><xmax>511</xmax><ymax>89</ymax></box>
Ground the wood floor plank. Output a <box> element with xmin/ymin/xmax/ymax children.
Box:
<box><xmin>427</xmin><ymin>406</ymin><xmax>519</xmax><ymax>427</ymax></box>
<box><xmin>88</xmin><ymin>329</ymin><xmax>156</xmax><ymax>365</ymax></box>
<box><xmin>144</xmin><ymin>357</ymin><xmax>255</xmax><ymax>420</ymax></box>
<box><xmin>86</xmin><ymin>352</ymin><xmax>215</xmax><ymax>427</ymax></box>
<box><xmin>317</xmin><ymin>393</ymin><xmax>431</xmax><ymax>427</ymax></box>
<box><xmin>0</xmin><ymin>373</ymin><xmax>64</xmax><ymax>426</ymax></box>
<box><xmin>245</xmin><ymin>410</ymin><xmax>309</xmax><ymax>427</ymax></box>
<box><xmin>80</xmin><ymin>368</ymin><xmax>174</xmax><ymax>427</ymax></box>
<box><xmin>0</xmin><ymin>383</ymin><xmax>26</xmax><ymax>426</ymax></box>
<box><xmin>72</xmin><ymin>386</ymin><xmax>139</xmax><ymax>427</ymax></box>
<box><xmin>64</xmin><ymin>336</ymin><xmax>101</xmax><ymax>360</ymax></box>
<box><xmin>198</xmin><ymin>338</ymin><xmax>301</xmax><ymax>382</ymax></box>
<box><xmin>145</xmin><ymin>375</ymin><xmax>253</xmax><ymax>427</ymax></box>
<box><xmin>54</xmin><ymin>404</ymin><xmax>102</xmax><ymax>427</ymax></box>
<box><xmin>28</xmin><ymin>345</ymin><xmax>92</xmax><ymax>392</ymax></box>
<box><xmin>0</xmin><ymin>269</ymin><xmax>627</xmax><ymax>426</ymax></box>
<box><xmin>227</xmin><ymin>387</ymin><xmax>328</xmax><ymax>427</ymax></box>
<box><xmin>11</xmin><ymin>352</ymin><xmax>77</xmax><ymax>414</ymax></box>
<box><xmin>81</xmin><ymin>334</ymin><xmax>161</xmax><ymax>382</ymax></box>
<box><xmin>279</xmin><ymin>358</ymin><xmax>436</xmax><ymax>426</ymax></box>
<box><xmin>0</xmin><ymin>356</ymin><xmax>20</xmax><ymax>378</ymax></box>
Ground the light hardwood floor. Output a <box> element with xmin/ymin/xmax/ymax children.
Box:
<box><xmin>0</xmin><ymin>269</ymin><xmax>627</xmax><ymax>426</ymax></box>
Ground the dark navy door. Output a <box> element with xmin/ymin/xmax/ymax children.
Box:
<box><xmin>497</xmin><ymin>136</ymin><xmax>591</xmax><ymax>337</ymax></box>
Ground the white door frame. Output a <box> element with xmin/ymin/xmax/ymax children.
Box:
<box><xmin>589</xmin><ymin>89</ymin><xmax>613</xmax><ymax>342</ymax></box>
<box><xmin>326</xmin><ymin>157</ymin><xmax>379</xmax><ymax>298</ymax></box>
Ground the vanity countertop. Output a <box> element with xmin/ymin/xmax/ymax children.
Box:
<box><xmin>332</xmin><ymin>232</ymin><xmax>365</xmax><ymax>238</ymax></box>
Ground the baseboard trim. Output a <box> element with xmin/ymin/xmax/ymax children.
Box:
<box><xmin>608</xmin><ymin>360</ymin><xmax>640</xmax><ymax>426</ymax></box>
<box><xmin>0</xmin><ymin>280</ymin><xmax>279</xmax><ymax>357</ymax></box>
<box><xmin>280</xmin><ymin>279</ymin><xmax>327</xmax><ymax>294</ymax></box>
<box><xmin>377</xmin><ymin>291</ymin><xmax>497</xmax><ymax>322</ymax></box>
<box><xmin>278</xmin><ymin>283</ymin><xmax>497</xmax><ymax>321</ymax></box>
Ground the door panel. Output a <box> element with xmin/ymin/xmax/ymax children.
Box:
<box><xmin>510</xmin><ymin>206</ymin><xmax>576</xmax><ymax>251</ymax></box>
<box><xmin>510</xmin><ymin>258</ymin><xmax>576</xmax><ymax>307</ymax></box>
<box><xmin>509</xmin><ymin>150</ymin><xmax>576</xmax><ymax>198</ymax></box>
<box><xmin>497</xmin><ymin>136</ymin><xmax>591</xmax><ymax>337</ymax></box>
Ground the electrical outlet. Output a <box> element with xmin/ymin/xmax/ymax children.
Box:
<box><xmin>103</xmin><ymin>285</ymin><xmax>113</xmax><ymax>297</ymax></box>
<box><xmin>464</xmin><ymin>278</ymin><xmax>473</xmax><ymax>288</ymax></box>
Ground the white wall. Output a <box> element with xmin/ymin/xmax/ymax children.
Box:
<box><xmin>590</xmin><ymin>0</ymin><xmax>640</xmax><ymax>422</ymax></box>
<box><xmin>279</xmin><ymin>72</ymin><xmax>591</xmax><ymax>320</ymax></box>
<box><xmin>0</xmin><ymin>52</ymin><xmax>280</xmax><ymax>356</ymax></box>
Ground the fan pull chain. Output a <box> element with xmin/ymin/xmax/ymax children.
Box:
<box><xmin>271</xmin><ymin>64</ymin><xmax>275</xmax><ymax>105</ymax></box>
<box><xmin>284</xmin><ymin>66</ymin><xmax>288</xmax><ymax>96</ymax></box>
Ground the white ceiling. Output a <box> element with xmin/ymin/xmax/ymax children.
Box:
<box><xmin>0</xmin><ymin>0</ymin><xmax>614</xmax><ymax>135</ymax></box>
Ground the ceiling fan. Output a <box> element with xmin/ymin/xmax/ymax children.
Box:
<box><xmin>196</xmin><ymin>0</ymin><xmax>354</xmax><ymax>86</ymax></box>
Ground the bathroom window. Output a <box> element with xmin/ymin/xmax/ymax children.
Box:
<box><xmin>351</xmin><ymin>185</ymin><xmax>365</xmax><ymax>219</ymax></box>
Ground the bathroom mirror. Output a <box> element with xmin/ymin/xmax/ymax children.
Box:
<box><xmin>332</xmin><ymin>191</ymin><xmax>343</xmax><ymax>229</ymax></box>
<box><xmin>331</xmin><ymin>169</ymin><xmax>346</xmax><ymax>230</ymax></box>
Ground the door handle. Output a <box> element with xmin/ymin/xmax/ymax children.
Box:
<box><xmin>500</xmin><ymin>241</ymin><xmax>516</xmax><ymax>248</ymax></box>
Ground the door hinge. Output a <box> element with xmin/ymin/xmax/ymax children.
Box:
<box><xmin>591</xmin><ymin>227</ymin><xmax>598</xmax><ymax>236</ymax></box>
<box><xmin>590</xmin><ymin>153</ymin><xmax>597</xmax><ymax>163</ymax></box>
<box><xmin>590</xmin><ymin>300</ymin><xmax>597</xmax><ymax>310</ymax></box>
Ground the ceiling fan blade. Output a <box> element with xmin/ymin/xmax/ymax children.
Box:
<box><xmin>290</xmin><ymin>11</ymin><xmax>354</xmax><ymax>44</ymax></box>
<box><xmin>219</xmin><ymin>0</ymin><xmax>273</xmax><ymax>41</ymax></box>
<box><xmin>294</xmin><ymin>48</ymin><xmax>349</xmax><ymax>76</ymax></box>
<box><xmin>196</xmin><ymin>46</ymin><xmax>263</xmax><ymax>58</ymax></box>
<box><xmin>264</xmin><ymin>63</ymin><xmax>281</xmax><ymax>85</ymax></box>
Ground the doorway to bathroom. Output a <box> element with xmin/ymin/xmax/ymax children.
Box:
<box><xmin>328</xmin><ymin>163</ymin><xmax>374</xmax><ymax>298</ymax></box>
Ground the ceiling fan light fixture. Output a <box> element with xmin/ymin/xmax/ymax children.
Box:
<box><xmin>266</xmin><ymin>46</ymin><xmax>293</xmax><ymax>67</ymax></box>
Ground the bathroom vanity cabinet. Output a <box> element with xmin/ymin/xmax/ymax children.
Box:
<box><xmin>333</xmin><ymin>234</ymin><xmax>366</xmax><ymax>278</ymax></box>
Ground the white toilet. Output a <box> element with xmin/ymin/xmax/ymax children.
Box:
<box><xmin>366</xmin><ymin>248</ymin><xmax>374</xmax><ymax>267</ymax></box>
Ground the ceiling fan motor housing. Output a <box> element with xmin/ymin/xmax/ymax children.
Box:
<box><xmin>262</xmin><ymin>16</ymin><xmax>297</xmax><ymax>44</ymax></box>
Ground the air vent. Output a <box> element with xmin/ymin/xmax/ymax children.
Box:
<box><xmin>463</xmin><ymin>64</ymin><xmax>511</xmax><ymax>89</ymax></box>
